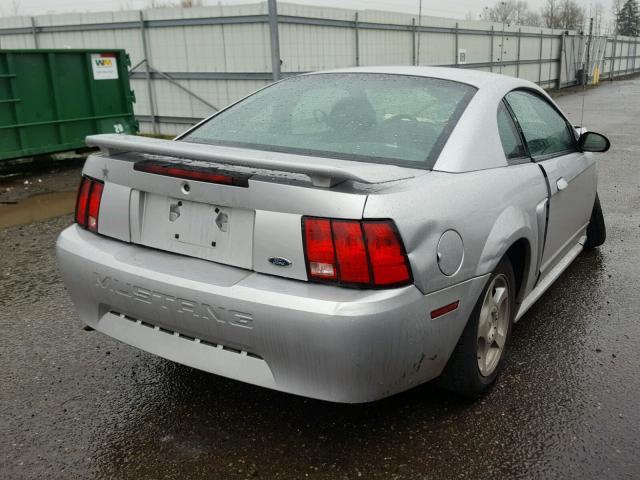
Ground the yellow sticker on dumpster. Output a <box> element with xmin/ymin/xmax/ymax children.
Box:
<box><xmin>91</xmin><ymin>53</ymin><xmax>118</xmax><ymax>80</ymax></box>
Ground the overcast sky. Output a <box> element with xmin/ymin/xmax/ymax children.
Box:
<box><xmin>2</xmin><ymin>0</ymin><xmax>609</xmax><ymax>20</ymax></box>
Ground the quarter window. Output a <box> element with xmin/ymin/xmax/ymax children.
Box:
<box><xmin>505</xmin><ymin>90</ymin><xmax>575</xmax><ymax>158</ymax></box>
<box><xmin>497</xmin><ymin>102</ymin><xmax>527</xmax><ymax>162</ymax></box>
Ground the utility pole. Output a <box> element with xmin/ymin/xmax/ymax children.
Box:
<box><xmin>584</xmin><ymin>16</ymin><xmax>594</xmax><ymax>86</ymax></box>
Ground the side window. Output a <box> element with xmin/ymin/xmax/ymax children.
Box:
<box><xmin>497</xmin><ymin>101</ymin><xmax>527</xmax><ymax>162</ymax></box>
<box><xmin>505</xmin><ymin>90</ymin><xmax>575</xmax><ymax>158</ymax></box>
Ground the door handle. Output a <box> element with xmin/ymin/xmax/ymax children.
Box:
<box><xmin>556</xmin><ymin>177</ymin><xmax>569</xmax><ymax>191</ymax></box>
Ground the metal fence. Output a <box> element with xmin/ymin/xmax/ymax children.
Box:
<box><xmin>1</xmin><ymin>2</ymin><xmax>638</xmax><ymax>136</ymax></box>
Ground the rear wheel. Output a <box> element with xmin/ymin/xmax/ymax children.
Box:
<box><xmin>585</xmin><ymin>193</ymin><xmax>606</xmax><ymax>249</ymax></box>
<box><xmin>439</xmin><ymin>257</ymin><xmax>515</xmax><ymax>398</ymax></box>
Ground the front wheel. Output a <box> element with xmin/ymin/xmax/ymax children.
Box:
<box><xmin>585</xmin><ymin>193</ymin><xmax>606</xmax><ymax>249</ymax></box>
<box><xmin>439</xmin><ymin>257</ymin><xmax>516</xmax><ymax>398</ymax></box>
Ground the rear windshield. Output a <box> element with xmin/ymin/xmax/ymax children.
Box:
<box><xmin>181</xmin><ymin>73</ymin><xmax>476</xmax><ymax>168</ymax></box>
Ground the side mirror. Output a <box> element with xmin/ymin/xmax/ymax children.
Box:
<box><xmin>578</xmin><ymin>131</ymin><xmax>610</xmax><ymax>153</ymax></box>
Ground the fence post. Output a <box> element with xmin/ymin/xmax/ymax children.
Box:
<box><xmin>605</xmin><ymin>37</ymin><xmax>610</xmax><ymax>80</ymax></box>
<box><xmin>627</xmin><ymin>40</ymin><xmax>635</xmax><ymax>74</ymax></box>
<box><xmin>455</xmin><ymin>22</ymin><xmax>459</xmax><ymax>66</ymax></box>
<box><xmin>584</xmin><ymin>17</ymin><xmax>593</xmax><ymax>86</ymax></box>
<box><xmin>139</xmin><ymin>10</ymin><xmax>158</xmax><ymax>135</ymax></box>
<box><xmin>562</xmin><ymin>33</ymin><xmax>571</xmax><ymax>87</ymax></box>
<box><xmin>516</xmin><ymin>28</ymin><xmax>521</xmax><ymax>78</ymax></box>
<box><xmin>416</xmin><ymin>14</ymin><xmax>422</xmax><ymax>65</ymax></box>
<box><xmin>499</xmin><ymin>23</ymin><xmax>505</xmax><ymax>73</ymax></box>
<box><xmin>267</xmin><ymin>0</ymin><xmax>281</xmax><ymax>81</ymax></box>
<box><xmin>354</xmin><ymin>12</ymin><xmax>360</xmax><ymax>67</ymax></box>
<box><xmin>411</xmin><ymin>18</ymin><xmax>416</xmax><ymax>66</ymax></box>
<box><xmin>625</xmin><ymin>39</ymin><xmax>630</xmax><ymax>74</ymax></box>
<box><xmin>30</xmin><ymin>17</ymin><xmax>39</xmax><ymax>48</ymax></box>
<box><xmin>611</xmin><ymin>36</ymin><xmax>617</xmax><ymax>81</ymax></box>
<box><xmin>538</xmin><ymin>29</ymin><xmax>543</xmax><ymax>84</ymax></box>
<box><xmin>548</xmin><ymin>31</ymin><xmax>553</xmax><ymax>84</ymax></box>
<box><xmin>558</xmin><ymin>32</ymin><xmax>565</xmax><ymax>89</ymax></box>
<box><xmin>489</xmin><ymin>25</ymin><xmax>494</xmax><ymax>72</ymax></box>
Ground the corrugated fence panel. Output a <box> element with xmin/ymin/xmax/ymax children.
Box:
<box><xmin>280</xmin><ymin>24</ymin><xmax>355</xmax><ymax>71</ymax></box>
<box><xmin>459</xmin><ymin>34</ymin><xmax>492</xmax><ymax>65</ymax></box>
<box><xmin>182</xmin><ymin>26</ymin><xmax>229</xmax><ymax>72</ymax></box>
<box><xmin>1</xmin><ymin>1</ymin><xmax>638</xmax><ymax>136</ymax></box>
<box><xmin>359</xmin><ymin>30</ymin><xmax>413</xmax><ymax>66</ymax></box>
<box><xmin>221</xmin><ymin>24</ymin><xmax>271</xmax><ymax>72</ymax></box>
<box><xmin>0</xmin><ymin>34</ymin><xmax>34</xmax><ymax>49</ymax></box>
<box><xmin>419</xmin><ymin>32</ymin><xmax>457</xmax><ymax>66</ymax></box>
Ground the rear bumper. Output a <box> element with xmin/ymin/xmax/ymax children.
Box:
<box><xmin>57</xmin><ymin>225</ymin><xmax>488</xmax><ymax>403</ymax></box>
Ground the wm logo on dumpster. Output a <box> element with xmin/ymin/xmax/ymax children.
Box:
<box><xmin>94</xmin><ymin>59</ymin><xmax>113</xmax><ymax>67</ymax></box>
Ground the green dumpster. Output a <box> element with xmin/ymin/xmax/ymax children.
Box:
<box><xmin>0</xmin><ymin>49</ymin><xmax>138</xmax><ymax>161</ymax></box>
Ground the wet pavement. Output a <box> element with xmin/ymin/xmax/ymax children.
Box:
<box><xmin>1</xmin><ymin>79</ymin><xmax>639</xmax><ymax>479</ymax></box>
<box><xmin>0</xmin><ymin>192</ymin><xmax>77</xmax><ymax>229</ymax></box>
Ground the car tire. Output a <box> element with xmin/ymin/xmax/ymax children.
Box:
<box><xmin>438</xmin><ymin>256</ymin><xmax>516</xmax><ymax>399</ymax></box>
<box><xmin>585</xmin><ymin>193</ymin><xmax>606</xmax><ymax>249</ymax></box>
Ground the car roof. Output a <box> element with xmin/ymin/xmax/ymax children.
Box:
<box><xmin>307</xmin><ymin>65</ymin><xmax>537</xmax><ymax>92</ymax></box>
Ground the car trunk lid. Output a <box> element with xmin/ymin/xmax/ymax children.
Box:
<box><xmin>84</xmin><ymin>135</ymin><xmax>426</xmax><ymax>281</ymax></box>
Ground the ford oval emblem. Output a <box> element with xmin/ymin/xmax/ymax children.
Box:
<box><xmin>268</xmin><ymin>256</ymin><xmax>292</xmax><ymax>267</ymax></box>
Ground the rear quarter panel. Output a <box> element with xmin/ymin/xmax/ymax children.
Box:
<box><xmin>363</xmin><ymin>163</ymin><xmax>548</xmax><ymax>297</ymax></box>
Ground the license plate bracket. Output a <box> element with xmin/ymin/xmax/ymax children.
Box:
<box><xmin>169</xmin><ymin>198</ymin><xmax>230</xmax><ymax>249</ymax></box>
<box><xmin>138</xmin><ymin>193</ymin><xmax>254</xmax><ymax>269</ymax></box>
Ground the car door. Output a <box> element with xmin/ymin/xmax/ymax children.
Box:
<box><xmin>505</xmin><ymin>90</ymin><xmax>597</xmax><ymax>278</ymax></box>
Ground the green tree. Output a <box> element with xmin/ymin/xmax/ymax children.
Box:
<box><xmin>616</xmin><ymin>0</ymin><xmax>640</xmax><ymax>36</ymax></box>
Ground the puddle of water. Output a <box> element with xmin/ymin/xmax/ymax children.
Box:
<box><xmin>0</xmin><ymin>191</ymin><xmax>76</xmax><ymax>228</ymax></box>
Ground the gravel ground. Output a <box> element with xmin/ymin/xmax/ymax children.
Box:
<box><xmin>0</xmin><ymin>156</ymin><xmax>86</xmax><ymax>204</ymax></box>
<box><xmin>1</xmin><ymin>79</ymin><xmax>639</xmax><ymax>480</ymax></box>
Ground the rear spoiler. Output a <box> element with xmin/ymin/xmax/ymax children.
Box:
<box><xmin>86</xmin><ymin>134</ymin><xmax>419</xmax><ymax>188</ymax></box>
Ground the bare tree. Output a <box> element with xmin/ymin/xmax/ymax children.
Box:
<box><xmin>558</xmin><ymin>0</ymin><xmax>585</xmax><ymax>30</ymax></box>
<box><xmin>593</xmin><ymin>2</ymin><xmax>605</xmax><ymax>35</ymax></box>
<box><xmin>521</xmin><ymin>10</ymin><xmax>543</xmax><ymax>26</ymax></box>
<box><xmin>145</xmin><ymin>0</ymin><xmax>203</xmax><ymax>9</ymax></box>
<box><xmin>541</xmin><ymin>0</ymin><xmax>559</xmax><ymax>28</ymax></box>
<box><xmin>542</xmin><ymin>0</ymin><xmax>584</xmax><ymax>30</ymax></box>
<box><xmin>481</xmin><ymin>0</ymin><xmax>540</xmax><ymax>26</ymax></box>
<box><xmin>147</xmin><ymin>0</ymin><xmax>177</xmax><ymax>7</ymax></box>
<box><xmin>483</xmin><ymin>1</ymin><xmax>517</xmax><ymax>23</ymax></box>
<box><xmin>512</xmin><ymin>1</ymin><xmax>530</xmax><ymax>23</ymax></box>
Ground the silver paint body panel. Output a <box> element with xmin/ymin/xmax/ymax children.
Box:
<box><xmin>57</xmin><ymin>225</ymin><xmax>488</xmax><ymax>403</ymax></box>
<box><xmin>57</xmin><ymin>67</ymin><xmax>601</xmax><ymax>402</ymax></box>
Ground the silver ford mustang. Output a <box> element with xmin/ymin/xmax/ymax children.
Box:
<box><xmin>57</xmin><ymin>67</ymin><xmax>610</xmax><ymax>403</ymax></box>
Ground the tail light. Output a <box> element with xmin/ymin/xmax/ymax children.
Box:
<box><xmin>302</xmin><ymin>217</ymin><xmax>412</xmax><ymax>288</ymax></box>
<box><xmin>134</xmin><ymin>160</ymin><xmax>250</xmax><ymax>187</ymax></box>
<box><xmin>75</xmin><ymin>176</ymin><xmax>104</xmax><ymax>232</ymax></box>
